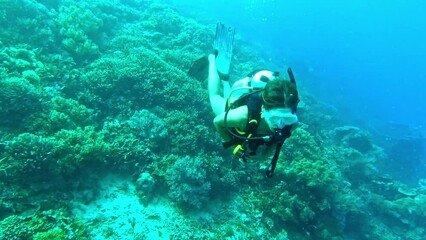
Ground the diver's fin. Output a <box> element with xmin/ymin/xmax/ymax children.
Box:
<box><xmin>187</xmin><ymin>22</ymin><xmax>235</xmax><ymax>81</ymax></box>
<box><xmin>213</xmin><ymin>22</ymin><xmax>235</xmax><ymax>80</ymax></box>
<box><xmin>187</xmin><ymin>56</ymin><xmax>209</xmax><ymax>81</ymax></box>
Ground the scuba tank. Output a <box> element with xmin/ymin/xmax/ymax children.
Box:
<box><xmin>228</xmin><ymin>70</ymin><xmax>279</xmax><ymax>105</ymax></box>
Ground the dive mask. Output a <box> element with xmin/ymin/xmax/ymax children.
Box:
<box><xmin>262</xmin><ymin>107</ymin><xmax>298</xmax><ymax>130</ymax></box>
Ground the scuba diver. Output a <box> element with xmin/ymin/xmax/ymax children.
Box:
<box><xmin>189</xmin><ymin>23</ymin><xmax>300</xmax><ymax>177</ymax></box>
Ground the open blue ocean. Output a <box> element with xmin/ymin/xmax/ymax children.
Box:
<box><xmin>0</xmin><ymin>0</ymin><xmax>425</xmax><ymax>239</ymax></box>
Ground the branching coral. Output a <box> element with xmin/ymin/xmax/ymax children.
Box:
<box><xmin>0</xmin><ymin>76</ymin><xmax>42</xmax><ymax>128</ymax></box>
<box><xmin>163</xmin><ymin>153</ymin><xmax>242</xmax><ymax>209</ymax></box>
<box><xmin>281</xmin><ymin>127</ymin><xmax>338</xmax><ymax>188</ymax></box>
<box><xmin>57</xmin><ymin>3</ymin><xmax>103</xmax><ymax>57</ymax></box>
<box><xmin>0</xmin><ymin>210</ymin><xmax>89</xmax><ymax>240</ymax></box>
<box><xmin>141</xmin><ymin>4</ymin><xmax>185</xmax><ymax>35</ymax></box>
<box><xmin>53</xmin><ymin>126</ymin><xmax>112</xmax><ymax>174</ymax></box>
<box><xmin>1</xmin><ymin>133</ymin><xmax>57</xmax><ymax>182</ymax></box>
<box><xmin>0</xmin><ymin>0</ymin><xmax>57</xmax><ymax>48</ymax></box>
<box><xmin>127</xmin><ymin>109</ymin><xmax>168</xmax><ymax>147</ymax></box>
<box><xmin>0</xmin><ymin>215</ymin><xmax>32</xmax><ymax>239</ymax></box>
<box><xmin>24</xmin><ymin>95</ymin><xmax>95</xmax><ymax>135</ymax></box>
<box><xmin>166</xmin><ymin>155</ymin><xmax>212</xmax><ymax>209</ymax></box>
<box><xmin>0</xmin><ymin>45</ymin><xmax>44</xmax><ymax>75</ymax></box>
<box><xmin>75</xmin><ymin>46</ymin><xmax>209</xmax><ymax>120</ymax></box>
<box><xmin>162</xmin><ymin>109</ymin><xmax>215</xmax><ymax>154</ymax></box>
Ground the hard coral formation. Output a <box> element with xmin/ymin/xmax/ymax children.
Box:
<box><xmin>0</xmin><ymin>0</ymin><xmax>424</xmax><ymax>239</ymax></box>
<box><xmin>282</xmin><ymin>127</ymin><xmax>338</xmax><ymax>188</ymax></box>
<box><xmin>58</xmin><ymin>4</ymin><xmax>102</xmax><ymax>58</ymax></box>
<box><xmin>0</xmin><ymin>76</ymin><xmax>42</xmax><ymax>128</ymax></box>
<box><xmin>2</xmin><ymin>133</ymin><xmax>57</xmax><ymax>182</ymax></box>
<box><xmin>54</xmin><ymin>126</ymin><xmax>112</xmax><ymax>174</ymax></box>
<box><xmin>166</xmin><ymin>155</ymin><xmax>212</xmax><ymax>209</ymax></box>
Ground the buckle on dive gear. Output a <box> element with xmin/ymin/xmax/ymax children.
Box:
<box><xmin>233</xmin><ymin>144</ymin><xmax>249</xmax><ymax>162</ymax></box>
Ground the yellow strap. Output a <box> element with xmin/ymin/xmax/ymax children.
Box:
<box><xmin>232</xmin><ymin>133</ymin><xmax>253</xmax><ymax>155</ymax></box>
<box><xmin>233</xmin><ymin>144</ymin><xmax>243</xmax><ymax>155</ymax></box>
<box><xmin>248</xmin><ymin>119</ymin><xmax>258</xmax><ymax>125</ymax></box>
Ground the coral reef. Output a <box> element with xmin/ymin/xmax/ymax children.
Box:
<box><xmin>0</xmin><ymin>0</ymin><xmax>424</xmax><ymax>239</ymax></box>
<box><xmin>166</xmin><ymin>155</ymin><xmax>212</xmax><ymax>209</ymax></box>
<box><xmin>0</xmin><ymin>75</ymin><xmax>42</xmax><ymax>128</ymax></box>
<box><xmin>57</xmin><ymin>4</ymin><xmax>102</xmax><ymax>58</ymax></box>
<box><xmin>53</xmin><ymin>126</ymin><xmax>112</xmax><ymax>174</ymax></box>
<box><xmin>0</xmin><ymin>209</ymin><xmax>89</xmax><ymax>240</ymax></box>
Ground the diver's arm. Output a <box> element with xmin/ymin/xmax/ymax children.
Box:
<box><xmin>213</xmin><ymin>106</ymin><xmax>248</xmax><ymax>142</ymax></box>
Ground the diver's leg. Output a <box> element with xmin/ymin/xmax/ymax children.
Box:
<box><xmin>222</xmin><ymin>80</ymin><xmax>231</xmax><ymax>99</ymax></box>
<box><xmin>208</xmin><ymin>54</ymin><xmax>226</xmax><ymax>116</ymax></box>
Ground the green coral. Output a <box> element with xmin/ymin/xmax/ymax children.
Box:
<box><xmin>163</xmin><ymin>109</ymin><xmax>215</xmax><ymax>154</ymax></box>
<box><xmin>73</xmin><ymin>46</ymin><xmax>209</xmax><ymax>120</ymax></box>
<box><xmin>57</xmin><ymin>3</ymin><xmax>103</xmax><ymax>57</ymax></box>
<box><xmin>0</xmin><ymin>76</ymin><xmax>42</xmax><ymax>128</ymax></box>
<box><xmin>127</xmin><ymin>109</ymin><xmax>168</xmax><ymax>150</ymax></box>
<box><xmin>100</xmin><ymin>118</ymin><xmax>158</xmax><ymax>172</ymax></box>
<box><xmin>0</xmin><ymin>210</ymin><xmax>89</xmax><ymax>240</ymax></box>
<box><xmin>1</xmin><ymin>133</ymin><xmax>57</xmax><ymax>182</ymax></box>
<box><xmin>282</xmin><ymin>127</ymin><xmax>338</xmax><ymax>188</ymax></box>
<box><xmin>28</xmin><ymin>96</ymin><xmax>95</xmax><ymax>134</ymax></box>
<box><xmin>166</xmin><ymin>155</ymin><xmax>212</xmax><ymax>209</ymax></box>
<box><xmin>33</xmin><ymin>228</ymin><xmax>67</xmax><ymax>240</ymax></box>
<box><xmin>0</xmin><ymin>45</ymin><xmax>44</xmax><ymax>74</ymax></box>
<box><xmin>0</xmin><ymin>0</ymin><xmax>57</xmax><ymax>48</ymax></box>
<box><xmin>142</xmin><ymin>4</ymin><xmax>185</xmax><ymax>35</ymax></box>
<box><xmin>54</xmin><ymin>126</ymin><xmax>112</xmax><ymax>174</ymax></box>
<box><xmin>0</xmin><ymin>215</ymin><xmax>32</xmax><ymax>240</ymax></box>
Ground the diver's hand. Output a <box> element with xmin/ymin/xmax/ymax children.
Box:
<box><xmin>235</xmin><ymin>151</ymin><xmax>250</xmax><ymax>163</ymax></box>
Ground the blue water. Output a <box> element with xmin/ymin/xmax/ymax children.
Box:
<box><xmin>170</xmin><ymin>0</ymin><xmax>426</xmax><ymax>128</ymax></box>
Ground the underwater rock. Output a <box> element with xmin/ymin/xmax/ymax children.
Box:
<box><xmin>136</xmin><ymin>172</ymin><xmax>155</xmax><ymax>194</ymax></box>
<box><xmin>397</xmin><ymin>186</ymin><xmax>418</xmax><ymax>197</ymax></box>
<box><xmin>333</xmin><ymin>126</ymin><xmax>360</xmax><ymax>140</ymax></box>
<box><xmin>18</xmin><ymin>203</ymin><xmax>41</xmax><ymax>219</ymax></box>
<box><xmin>332</xmin><ymin>126</ymin><xmax>373</xmax><ymax>153</ymax></box>
<box><xmin>0</xmin><ymin>203</ymin><xmax>15</xmax><ymax>220</ymax></box>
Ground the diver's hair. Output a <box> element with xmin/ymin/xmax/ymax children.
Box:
<box><xmin>261</xmin><ymin>78</ymin><xmax>300</xmax><ymax>111</ymax></box>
